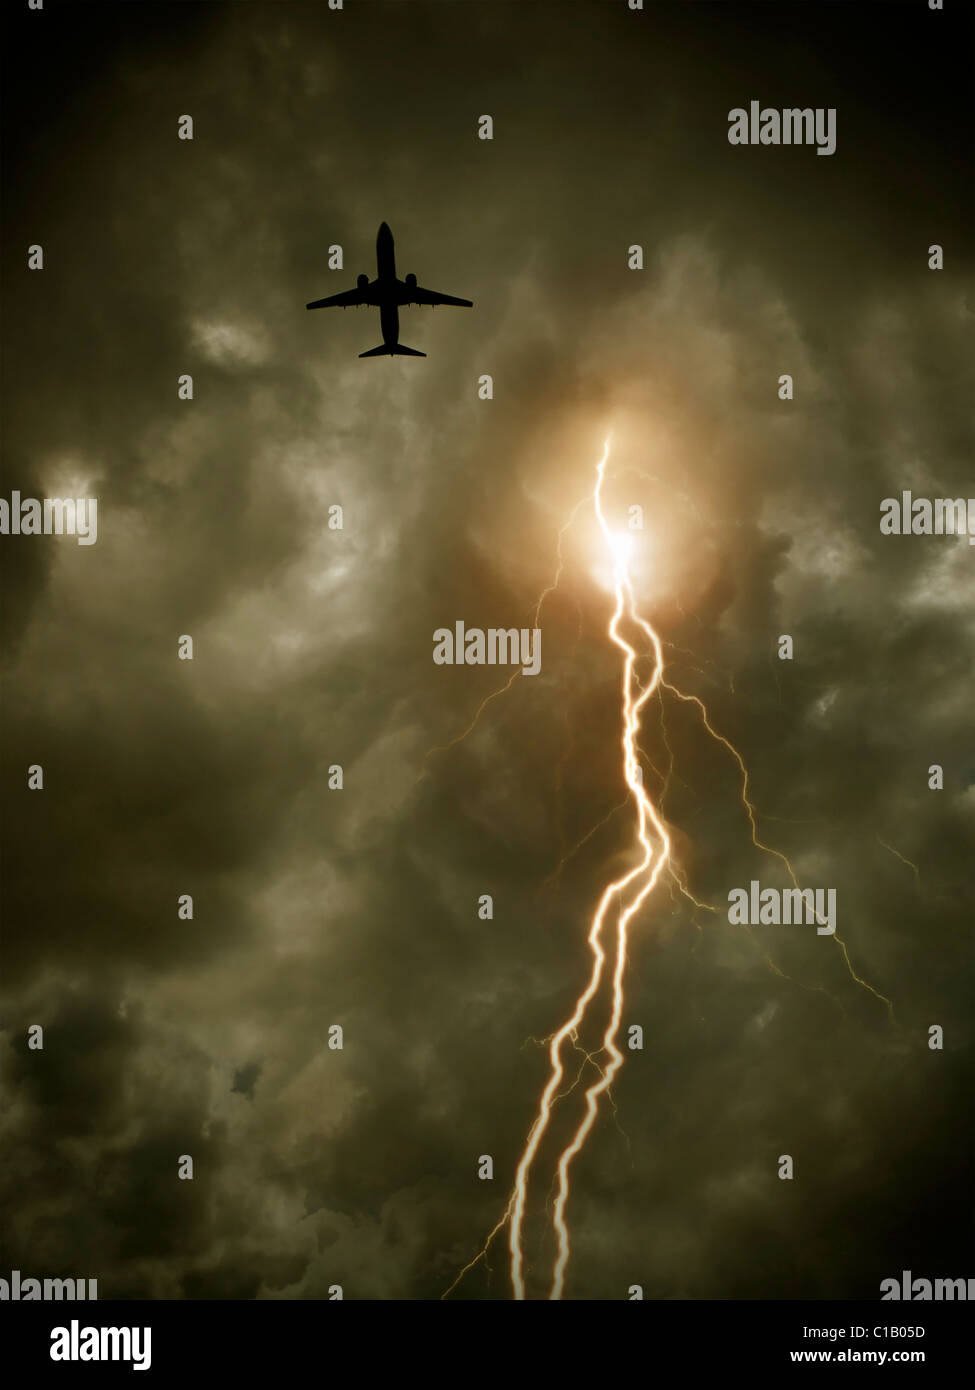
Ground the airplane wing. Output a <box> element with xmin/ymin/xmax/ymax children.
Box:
<box><xmin>403</xmin><ymin>284</ymin><xmax>473</xmax><ymax>308</ymax></box>
<box><xmin>306</xmin><ymin>287</ymin><xmax>368</xmax><ymax>310</ymax></box>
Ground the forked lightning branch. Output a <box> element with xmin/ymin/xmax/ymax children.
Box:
<box><xmin>441</xmin><ymin>439</ymin><xmax>892</xmax><ymax>1301</ymax></box>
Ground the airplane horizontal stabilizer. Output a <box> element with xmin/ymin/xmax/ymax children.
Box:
<box><xmin>358</xmin><ymin>344</ymin><xmax>426</xmax><ymax>358</ymax></box>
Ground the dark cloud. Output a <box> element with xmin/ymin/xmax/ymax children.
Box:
<box><xmin>1</xmin><ymin>0</ymin><xmax>971</xmax><ymax>1300</ymax></box>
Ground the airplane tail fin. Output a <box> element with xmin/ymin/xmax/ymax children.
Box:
<box><xmin>358</xmin><ymin>343</ymin><xmax>426</xmax><ymax>358</ymax></box>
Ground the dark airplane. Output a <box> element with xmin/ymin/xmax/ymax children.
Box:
<box><xmin>306</xmin><ymin>221</ymin><xmax>473</xmax><ymax>358</ymax></box>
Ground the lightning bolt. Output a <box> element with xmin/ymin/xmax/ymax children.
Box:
<box><xmin>877</xmin><ymin>834</ymin><xmax>920</xmax><ymax>890</ymax></box>
<box><xmin>658</xmin><ymin>678</ymin><xmax>894</xmax><ymax>1020</ymax></box>
<box><xmin>502</xmin><ymin>438</ymin><xmax>672</xmax><ymax>1300</ymax></box>
<box><xmin>442</xmin><ymin>436</ymin><xmax>893</xmax><ymax>1300</ymax></box>
<box><xmin>419</xmin><ymin>492</ymin><xmax>591</xmax><ymax>780</ymax></box>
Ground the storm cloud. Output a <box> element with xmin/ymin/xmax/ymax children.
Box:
<box><xmin>1</xmin><ymin>0</ymin><xmax>971</xmax><ymax>1300</ymax></box>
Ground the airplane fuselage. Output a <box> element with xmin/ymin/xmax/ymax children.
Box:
<box><xmin>376</xmin><ymin>222</ymin><xmax>399</xmax><ymax>346</ymax></box>
<box><xmin>376</xmin><ymin>220</ymin><xmax>397</xmax><ymax>282</ymax></box>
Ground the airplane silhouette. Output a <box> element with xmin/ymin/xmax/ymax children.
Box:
<box><xmin>306</xmin><ymin>222</ymin><xmax>473</xmax><ymax>358</ymax></box>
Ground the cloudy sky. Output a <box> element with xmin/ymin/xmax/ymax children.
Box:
<box><xmin>1</xmin><ymin>0</ymin><xmax>971</xmax><ymax>1301</ymax></box>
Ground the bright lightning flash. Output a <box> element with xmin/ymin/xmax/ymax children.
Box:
<box><xmin>607</xmin><ymin>529</ymin><xmax>635</xmax><ymax>565</ymax></box>
<box><xmin>439</xmin><ymin>439</ymin><xmax>661</xmax><ymax>1300</ymax></box>
<box><xmin>442</xmin><ymin>436</ymin><xmax>893</xmax><ymax>1301</ymax></box>
<box><xmin>501</xmin><ymin>437</ymin><xmax>671</xmax><ymax>1300</ymax></box>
